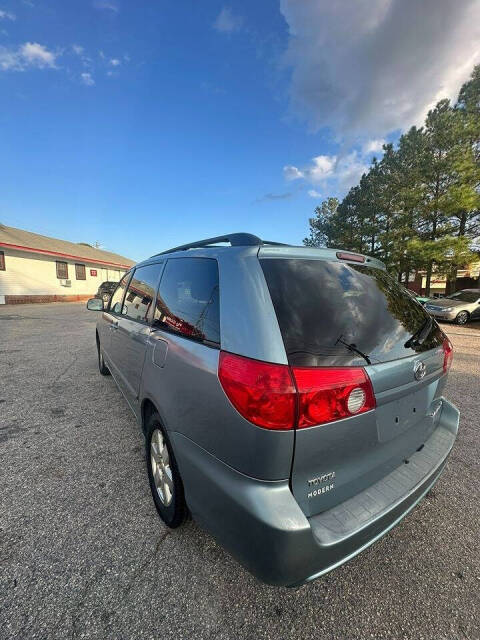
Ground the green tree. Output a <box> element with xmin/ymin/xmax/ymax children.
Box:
<box><xmin>303</xmin><ymin>64</ymin><xmax>480</xmax><ymax>296</ymax></box>
<box><xmin>304</xmin><ymin>197</ymin><xmax>339</xmax><ymax>247</ymax></box>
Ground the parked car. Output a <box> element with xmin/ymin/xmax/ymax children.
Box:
<box><xmin>406</xmin><ymin>290</ymin><xmax>430</xmax><ymax>306</ymax></box>
<box><xmin>415</xmin><ymin>295</ymin><xmax>430</xmax><ymax>306</ymax></box>
<box><xmin>424</xmin><ymin>289</ymin><xmax>480</xmax><ymax>325</ymax></box>
<box><xmin>95</xmin><ymin>281</ymin><xmax>118</xmax><ymax>304</ymax></box>
<box><xmin>87</xmin><ymin>233</ymin><xmax>459</xmax><ymax>587</ymax></box>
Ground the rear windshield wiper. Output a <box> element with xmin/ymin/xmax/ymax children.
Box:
<box><xmin>335</xmin><ymin>335</ymin><xmax>371</xmax><ymax>365</ymax></box>
<box><xmin>404</xmin><ymin>317</ymin><xmax>433</xmax><ymax>349</ymax></box>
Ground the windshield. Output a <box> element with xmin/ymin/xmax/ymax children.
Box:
<box><xmin>260</xmin><ymin>258</ymin><xmax>444</xmax><ymax>367</ymax></box>
<box><xmin>446</xmin><ymin>291</ymin><xmax>479</xmax><ymax>303</ymax></box>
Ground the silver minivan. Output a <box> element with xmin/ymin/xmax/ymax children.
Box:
<box><xmin>87</xmin><ymin>233</ymin><xmax>459</xmax><ymax>587</ymax></box>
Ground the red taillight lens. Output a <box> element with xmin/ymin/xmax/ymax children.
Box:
<box><xmin>218</xmin><ymin>353</ymin><xmax>376</xmax><ymax>430</ymax></box>
<box><xmin>292</xmin><ymin>367</ymin><xmax>375</xmax><ymax>428</ymax></box>
<box><xmin>443</xmin><ymin>338</ymin><xmax>453</xmax><ymax>373</ymax></box>
<box><xmin>218</xmin><ymin>351</ymin><xmax>296</xmax><ymax>430</ymax></box>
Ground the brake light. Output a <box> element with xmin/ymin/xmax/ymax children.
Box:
<box><xmin>336</xmin><ymin>251</ymin><xmax>365</xmax><ymax>263</ymax></box>
<box><xmin>443</xmin><ymin>338</ymin><xmax>453</xmax><ymax>373</ymax></box>
<box><xmin>218</xmin><ymin>351</ymin><xmax>377</xmax><ymax>430</ymax></box>
<box><xmin>218</xmin><ymin>352</ymin><xmax>296</xmax><ymax>430</ymax></box>
<box><xmin>292</xmin><ymin>367</ymin><xmax>375</xmax><ymax>428</ymax></box>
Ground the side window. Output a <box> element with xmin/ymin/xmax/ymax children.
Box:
<box><xmin>122</xmin><ymin>263</ymin><xmax>163</xmax><ymax>323</ymax></box>
<box><xmin>0</xmin><ymin>251</ymin><xmax>5</xmax><ymax>271</ymax></box>
<box><xmin>75</xmin><ymin>263</ymin><xmax>86</xmax><ymax>280</ymax></box>
<box><xmin>154</xmin><ymin>258</ymin><xmax>220</xmax><ymax>345</ymax></box>
<box><xmin>56</xmin><ymin>261</ymin><xmax>68</xmax><ymax>279</ymax></box>
<box><xmin>108</xmin><ymin>272</ymin><xmax>131</xmax><ymax>314</ymax></box>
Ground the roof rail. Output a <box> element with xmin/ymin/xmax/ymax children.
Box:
<box><xmin>156</xmin><ymin>233</ymin><xmax>288</xmax><ymax>255</ymax></box>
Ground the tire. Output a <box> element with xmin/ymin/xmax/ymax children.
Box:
<box><xmin>455</xmin><ymin>311</ymin><xmax>469</xmax><ymax>325</ymax></box>
<box><xmin>97</xmin><ymin>339</ymin><xmax>111</xmax><ymax>376</ymax></box>
<box><xmin>145</xmin><ymin>412</ymin><xmax>187</xmax><ymax>528</ymax></box>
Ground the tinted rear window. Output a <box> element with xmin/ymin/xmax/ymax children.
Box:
<box><xmin>260</xmin><ymin>258</ymin><xmax>444</xmax><ymax>366</ymax></box>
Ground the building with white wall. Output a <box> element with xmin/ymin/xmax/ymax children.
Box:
<box><xmin>0</xmin><ymin>224</ymin><xmax>135</xmax><ymax>304</ymax></box>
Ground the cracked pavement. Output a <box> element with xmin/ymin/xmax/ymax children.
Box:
<box><xmin>0</xmin><ymin>302</ymin><xmax>479</xmax><ymax>640</ymax></box>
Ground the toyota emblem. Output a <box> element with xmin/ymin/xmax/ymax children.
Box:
<box><xmin>414</xmin><ymin>360</ymin><xmax>426</xmax><ymax>381</ymax></box>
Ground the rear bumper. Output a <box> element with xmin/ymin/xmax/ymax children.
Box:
<box><xmin>171</xmin><ymin>398</ymin><xmax>459</xmax><ymax>587</ymax></box>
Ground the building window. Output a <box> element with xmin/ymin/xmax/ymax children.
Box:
<box><xmin>0</xmin><ymin>251</ymin><xmax>5</xmax><ymax>271</ymax></box>
<box><xmin>56</xmin><ymin>261</ymin><xmax>68</xmax><ymax>279</ymax></box>
<box><xmin>75</xmin><ymin>263</ymin><xmax>86</xmax><ymax>280</ymax></box>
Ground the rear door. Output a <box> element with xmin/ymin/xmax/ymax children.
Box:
<box><xmin>260</xmin><ymin>257</ymin><xmax>447</xmax><ymax>518</ymax></box>
<box><xmin>110</xmin><ymin>262</ymin><xmax>164</xmax><ymax>407</ymax></box>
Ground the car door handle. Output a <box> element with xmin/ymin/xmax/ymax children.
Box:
<box><xmin>110</xmin><ymin>321</ymin><xmax>119</xmax><ymax>331</ymax></box>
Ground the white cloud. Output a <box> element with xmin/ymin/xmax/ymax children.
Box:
<box><xmin>362</xmin><ymin>138</ymin><xmax>386</xmax><ymax>155</ymax></box>
<box><xmin>0</xmin><ymin>9</ymin><xmax>15</xmax><ymax>20</ymax></box>
<box><xmin>0</xmin><ymin>42</ymin><xmax>58</xmax><ymax>71</ymax></box>
<box><xmin>283</xmin><ymin>165</ymin><xmax>304</xmax><ymax>181</ymax></box>
<box><xmin>283</xmin><ymin>152</ymin><xmax>368</xmax><ymax>195</ymax></box>
<box><xmin>213</xmin><ymin>7</ymin><xmax>243</xmax><ymax>33</ymax></box>
<box><xmin>307</xmin><ymin>155</ymin><xmax>336</xmax><ymax>182</ymax></box>
<box><xmin>280</xmin><ymin>0</ymin><xmax>480</xmax><ymax>138</ymax></box>
<box><xmin>72</xmin><ymin>44</ymin><xmax>84</xmax><ymax>55</ymax></box>
<box><xmin>93</xmin><ymin>0</ymin><xmax>118</xmax><ymax>12</ymax></box>
<box><xmin>334</xmin><ymin>152</ymin><xmax>369</xmax><ymax>192</ymax></box>
<box><xmin>80</xmin><ymin>71</ymin><xmax>95</xmax><ymax>86</ymax></box>
<box><xmin>109</xmin><ymin>58</ymin><xmax>120</xmax><ymax>66</ymax></box>
<box><xmin>21</xmin><ymin>42</ymin><xmax>57</xmax><ymax>67</ymax></box>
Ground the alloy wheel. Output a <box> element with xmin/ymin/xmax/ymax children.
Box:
<box><xmin>150</xmin><ymin>428</ymin><xmax>174</xmax><ymax>506</ymax></box>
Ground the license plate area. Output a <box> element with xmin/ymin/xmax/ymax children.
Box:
<box><xmin>376</xmin><ymin>388</ymin><xmax>430</xmax><ymax>442</ymax></box>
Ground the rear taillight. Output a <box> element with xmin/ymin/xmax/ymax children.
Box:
<box><xmin>443</xmin><ymin>338</ymin><xmax>453</xmax><ymax>373</ymax></box>
<box><xmin>218</xmin><ymin>351</ymin><xmax>296</xmax><ymax>430</ymax></box>
<box><xmin>292</xmin><ymin>367</ymin><xmax>375</xmax><ymax>428</ymax></box>
<box><xmin>218</xmin><ymin>351</ymin><xmax>376</xmax><ymax>430</ymax></box>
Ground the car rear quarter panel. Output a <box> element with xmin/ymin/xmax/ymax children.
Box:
<box><xmin>141</xmin><ymin>332</ymin><xmax>294</xmax><ymax>481</ymax></box>
<box><xmin>217</xmin><ymin>248</ymin><xmax>287</xmax><ymax>364</ymax></box>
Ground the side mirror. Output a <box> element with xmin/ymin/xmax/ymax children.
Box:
<box><xmin>87</xmin><ymin>298</ymin><xmax>104</xmax><ymax>311</ymax></box>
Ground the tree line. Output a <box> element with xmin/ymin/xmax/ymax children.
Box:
<box><xmin>304</xmin><ymin>66</ymin><xmax>480</xmax><ymax>295</ymax></box>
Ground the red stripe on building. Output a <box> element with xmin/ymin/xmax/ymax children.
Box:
<box><xmin>0</xmin><ymin>242</ymin><xmax>132</xmax><ymax>269</ymax></box>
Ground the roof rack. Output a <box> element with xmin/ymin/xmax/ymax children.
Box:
<box><xmin>156</xmin><ymin>233</ymin><xmax>289</xmax><ymax>255</ymax></box>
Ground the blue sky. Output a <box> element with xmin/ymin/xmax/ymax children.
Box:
<box><xmin>1</xmin><ymin>0</ymin><xmax>478</xmax><ymax>261</ymax></box>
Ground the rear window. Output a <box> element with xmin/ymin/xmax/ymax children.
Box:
<box><xmin>260</xmin><ymin>258</ymin><xmax>444</xmax><ymax>366</ymax></box>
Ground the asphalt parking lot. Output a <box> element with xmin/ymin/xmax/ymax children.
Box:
<box><xmin>1</xmin><ymin>302</ymin><xmax>479</xmax><ymax>640</ymax></box>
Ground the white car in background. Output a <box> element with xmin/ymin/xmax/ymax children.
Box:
<box><xmin>425</xmin><ymin>289</ymin><xmax>480</xmax><ymax>325</ymax></box>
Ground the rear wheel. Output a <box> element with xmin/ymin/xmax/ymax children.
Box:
<box><xmin>145</xmin><ymin>412</ymin><xmax>187</xmax><ymax>528</ymax></box>
<box><xmin>455</xmin><ymin>310</ymin><xmax>469</xmax><ymax>325</ymax></box>
<box><xmin>97</xmin><ymin>338</ymin><xmax>110</xmax><ymax>375</ymax></box>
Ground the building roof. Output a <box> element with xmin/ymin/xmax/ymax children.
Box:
<box><xmin>0</xmin><ymin>224</ymin><xmax>135</xmax><ymax>269</ymax></box>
